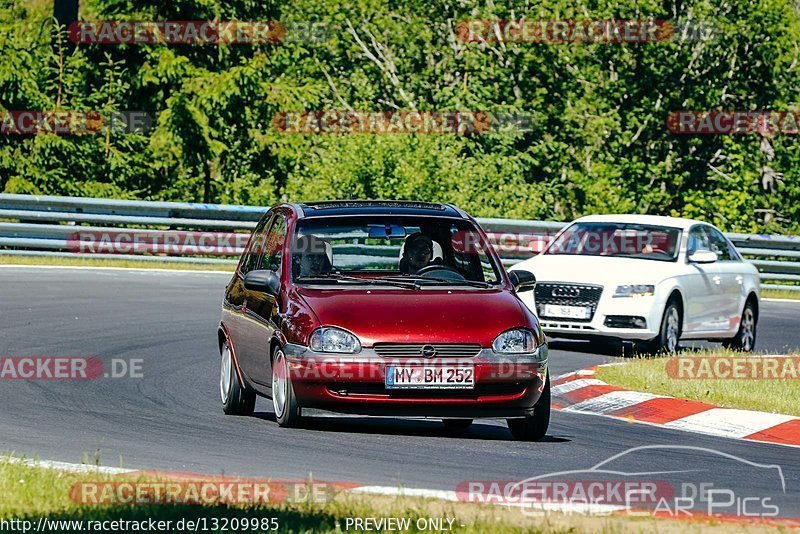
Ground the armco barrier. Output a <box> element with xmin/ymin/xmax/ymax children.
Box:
<box><xmin>0</xmin><ymin>193</ymin><xmax>797</xmax><ymax>291</ymax></box>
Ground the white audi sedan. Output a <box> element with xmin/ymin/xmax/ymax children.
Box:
<box><xmin>511</xmin><ymin>215</ymin><xmax>760</xmax><ymax>352</ymax></box>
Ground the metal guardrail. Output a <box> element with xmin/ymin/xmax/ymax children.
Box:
<box><xmin>0</xmin><ymin>193</ymin><xmax>798</xmax><ymax>291</ymax></box>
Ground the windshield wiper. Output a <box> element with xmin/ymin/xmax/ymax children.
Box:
<box><xmin>380</xmin><ymin>275</ymin><xmax>492</xmax><ymax>288</ymax></box>
<box><xmin>297</xmin><ymin>273</ymin><xmax>418</xmax><ymax>289</ymax></box>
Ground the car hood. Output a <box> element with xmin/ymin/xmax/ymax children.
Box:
<box><xmin>296</xmin><ymin>287</ymin><xmax>530</xmax><ymax>347</ymax></box>
<box><xmin>512</xmin><ymin>254</ymin><xmax>680</xmax><ymax>286</ymax></box>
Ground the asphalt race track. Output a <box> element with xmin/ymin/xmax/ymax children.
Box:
<box><xmin>1</xmin><ymin>267</ymin><xmax>799</xmax><ymax>517</ymax></box>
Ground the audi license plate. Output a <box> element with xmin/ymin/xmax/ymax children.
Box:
<box><xmin>543</xmin><ymin>304</ymin><xmax>591</xmax><ymax>319</ymax></box>
<box><xmin>385</xmin><ymin>364</ymin><xmax>474</xmax><ymax>389</ymax></box>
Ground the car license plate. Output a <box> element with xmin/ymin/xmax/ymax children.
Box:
<box><xmin>543</xmin><ymin>304</ymin><xmax>591</xmax><ymax>319</ymax></box>
<box><xmin>385</xmin><ymin>365</ymin><xmax>474</xmax><ymax>389</ymax></box>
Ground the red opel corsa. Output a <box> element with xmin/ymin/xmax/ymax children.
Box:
<box><xmin>217</xmin><ymin>201</ymin><xmax>549</xmax><ymax>440</ymax></box>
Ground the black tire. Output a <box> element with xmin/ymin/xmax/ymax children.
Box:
<box><xmin>272</xmin><ymin>347</ymin><xmax>302</xmax><ymax>427</ymax></box>
<box><xmin>220</xmin><ymin>340</ymin><xmax>256</xmax><ymax>416</ymax></box>
<box><xmin>649</xmin><ymin>299</ymin><xmax>682</xmax><ymax>354</ymax></box>
<box><xmin>507</xmin><ymin>375</ymin><xmax>550</xmax><ymax>441</ymax></box>
<box><xmin>442</xmin><ymin>419</ymin><xmax>473</xmax><ymax>431</ymax></box>
<box><xmin>723</xmin><ymin>299</ymin><xmax>757</xmax><ymax>352</ymax></box>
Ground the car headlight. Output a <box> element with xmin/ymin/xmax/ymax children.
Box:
<box><xmin>309</xmin><ymin>327</ymin><xmax>361</xmax><ymax>353</ymax></box>
<box><xmin>613</xmin><ymin>284</ymin><xmax>655</xmax><ymax>298</ymax></box>
<box><xmin>492</xmin><ymin>328</ymin><xmax>536</xmax><ymax>354</ymax></box>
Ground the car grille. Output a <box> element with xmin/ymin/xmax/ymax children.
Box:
<box><xmin>373</xmin><ymin>343</ymin><xmax>481</xmax><ymax>358</ymax></box>
<box><xmin>534</xmin><ymin>283</ymin><xmax>604</xmax><ymax>322</ymax></box>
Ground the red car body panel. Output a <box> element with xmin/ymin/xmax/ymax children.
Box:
<box><xmin>296</xmin><ymin>288</ymin><xmax>535</xmax><ymax>347</ymax></box>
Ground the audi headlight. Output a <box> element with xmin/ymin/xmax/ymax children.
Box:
<box><xmin>492</xmin><ymin>328</ymin><xmax>536</xmax><ymax>354</ymax></box>
<box><xmin>309</xmin><ymin>327</ymin><xmax>361</xmax><ymax>353</ymax></box>
<box><xmin>613</xmin><ymin>284</ymin><xmax>655</xmax><ymax>298</ymax></box>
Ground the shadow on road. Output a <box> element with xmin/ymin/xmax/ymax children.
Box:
<box><xmin>549</xmin><ymin>338</ymin><xmax>714</xmax><ymax>358</ymax></box>
<box><xmin>252</xmin><ymin>411</ymin><xmax>572</xmax><ymax>443</ymax></box>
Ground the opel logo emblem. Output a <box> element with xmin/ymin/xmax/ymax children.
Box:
<box><xmin>553</xmin><ymin>286</ymin><xmax>580</xmax><ymax>298</ymax></box>
<box><xmin>420</xmin><ymin>344</ymin><xmax>437</xmax><ymax>358</ymax></box>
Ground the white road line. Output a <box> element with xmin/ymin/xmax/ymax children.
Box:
<box><xmin>351</xmin><ymin>486</ymin><xmax>627</xmax><ymax>514</ymax></box>
<box><xmin>3</xmin><ymin>455</ymin><xmax>626</xmax><ymax>516</ymax></box>
<box><xmin>2</xmin><ymin>456</ymin><xmax>134</xmax><ymax>475</ymax></box>
<box><xmin>762</xmin><ymin>298</ymin><xmax>800</xmax><ymax>304</ymax></box>
<box><xmin>663</xmin><ymin>409</ymin><xmax>798</xmax><ymax>439</ymax></box>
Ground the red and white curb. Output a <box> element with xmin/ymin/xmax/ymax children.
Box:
<box><xmin>552</xmin><ymin>366</ymin><xmax>800</xmax><ymax>448</ymax></box>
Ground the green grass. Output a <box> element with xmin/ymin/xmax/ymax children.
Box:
<box><xmin>761</xmin><ymin>288</ymin><xmax>800</xmax><ymax>300</ymax></box>
<box><xmin>0</xmin><ymin>255</ymin><xmax>234</xmax><ymax>272</ymax></box>
<box><xmin>0</xmin><ymin>457</ymin><xmax>774</xmax><ymax>533</ymax></box>
<box><xmin>596</xmin><ymin>349</ymin><xmax>800</xmax><ymax>416</ymax></box>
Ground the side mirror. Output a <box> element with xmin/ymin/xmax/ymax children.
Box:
<box><xmin>244</xmin><ymin>269</ymin><xmax>281</xmax><ymax>296</ymax></box>
<box><xmin>508</xmin><ymin>269</ymin><xmax>537</xmax><ymax>292</ymax></box>
<box><xmin>688</xmin><ymin>249</ymin><xmax>718</xmax><ymax>264</ymax></box>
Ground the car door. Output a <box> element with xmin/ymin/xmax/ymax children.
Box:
<box><xmin>682</xmin><ymin>225</ymin><xmax>725</xmax><ymax>333</ymax></box>
<box><xmin>705</xmin><ymin>225</ymin><xmax>745</xmax><ymax>333</ymax></box>
<box><xmin>225</xmin><ymin>212</ymin><xmax>273</xmax><ymax>386</ymax></box>
<box><xmin>238</xmin><ymin>213</ymin><xmax>287</xmax><ymax>387</ymax></box>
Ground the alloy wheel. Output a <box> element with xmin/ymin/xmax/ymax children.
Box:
<box><xmin>740</xmin><ymin>307</ymin><xmax>755</xmax><ymax>351</ymax></box>
<box><xmin>665</xmin><ymin>306</ymin><xmax>680</xmax><ymax>352</ymax></box>
<box><xmin>272</xmin><ymin>350</ymin><xmax>287</xmax><ymax>418</ymax></box>
<box><xmin>220</xmin><ymin>342</ymin><xmax>233</xmax><ymax>403</ymax></box>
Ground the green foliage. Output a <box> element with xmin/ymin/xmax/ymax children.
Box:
<box><xmin>0</xmin><ymin>0</ymin><xmax>798</xmax><ymax>232</ymax></box>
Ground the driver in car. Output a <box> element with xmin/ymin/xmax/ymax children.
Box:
<box><xmin>293</xmin><ymin>234</ymin><xmax>332</xmax><ymax>278</ymax></box>
<box><xmin>400</xmin><ymin>233</ymin><xmax>443</xmax><ymax>274</ymax></box>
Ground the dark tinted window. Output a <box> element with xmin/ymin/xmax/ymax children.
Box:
<box><xmin>239</xmin><ymin>213</ymin><xmax>273</xmax><ymax>275</ymax></box>
<box><xmin>262</xmin><ymin>216</ymin><xmax>286</xmax><ymax>272</ymax></box>
<box><xmin>687</xmin><ymin>226</ymin><xmax>711</xmax><ymax>256</ymax></box>
<box><xmin>706</xmin><ymin>226</ymin><xmax>737</xmax><ymax>261</ymax></box>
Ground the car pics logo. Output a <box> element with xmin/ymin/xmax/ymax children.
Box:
<box><xmin>0</xmin><ymin>357</ymin><xmax>143</xmax><ymax>380</ymax></box>
<box><xmin>457</xmin><ymin>446</ymin><xmax>785</xmax><ymax>518</ymax></box>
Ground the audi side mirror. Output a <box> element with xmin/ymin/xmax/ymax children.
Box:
<box><xmin>688</xmin><ymin>250</ymin><xmax>718</xmax><ymax>264</ymax></box>
<box><xmin>508</xmin><ymin>269</ymin><xmax>536</xmax><ymax>292</ymax></box>
<box><xmin>244</xmin><ymin>269</ymin><xmax>280</xmax><ymax>296</ymax></box>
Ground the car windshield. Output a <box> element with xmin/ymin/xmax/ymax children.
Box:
<box><xmin>545</xmin><ymin>222</ymin><xmax>682</xmax><ymax>262</ymax></box>
<box><xmin>292</xmin><ymin>216</ymin><xmax>502</xmax><ymax>286</ymax></box>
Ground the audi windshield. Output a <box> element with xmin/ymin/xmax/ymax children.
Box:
<box><xmin>545</xmin><ymin>222</ymin><xmax>682</xmax><ymax>262</ymax></box>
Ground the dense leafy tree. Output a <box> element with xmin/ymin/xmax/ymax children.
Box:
<box><xmin>0</xmin><ymin>0</ymin><xmax>798</xmax><ymax>233</ymax></box>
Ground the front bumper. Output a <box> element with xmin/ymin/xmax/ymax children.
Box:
<box><xmin>282</xmin><ymin>343</ymin><xmax>548</xmax><ymax>418</ymax></box>
<box><xmin>518</xmin><ymin>290</ymin><xmax>662</xmax><ymax>341</ymax></box>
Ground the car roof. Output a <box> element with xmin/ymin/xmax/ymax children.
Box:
<box><xmin>571</xmin><ymin>214</ymin><xmax>709</xmax><ymax>230</ymax></box>
<box><xmin>294</xmin><ymin>200</ymin><xmax>465</xmax><ymax>218</ymax></box>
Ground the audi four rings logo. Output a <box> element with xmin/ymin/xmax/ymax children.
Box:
<box><xmin>420</xmin><ymin>345</ymin><xmax>438</xmax><ymax>358</ymax></box>
<box><xmin>552</xmin><ymin>286</ymin><xmax>581</xmax><ymax>298</ymax></box>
